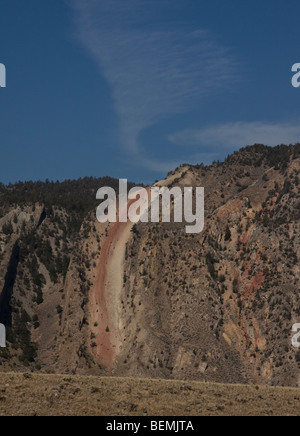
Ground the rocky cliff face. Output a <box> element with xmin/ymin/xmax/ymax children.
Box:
<box><xmin>115</xmin><ymin>148</ymin><xmax>300</xmax><ymax>386</ymax></box>
<box><xmin>0</xmin><ymin>146</ymin><xmax>299</xmax><ymax>387</ymax></box>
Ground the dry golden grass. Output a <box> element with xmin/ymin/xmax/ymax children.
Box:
<box><xmin>0</xmin><ymin>373</ymin><xmax>300</xmax><ymax>416</ymax></box>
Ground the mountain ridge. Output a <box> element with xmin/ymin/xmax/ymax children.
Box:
<box><xmin>0</xmin><ymin>144</ymin><xmax>299</xmax><ymax>388</ymax></box>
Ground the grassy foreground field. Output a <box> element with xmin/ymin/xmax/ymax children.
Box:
<box><xmin>0</xmin><ymin>373</ymin><xmax>300</xmax><ymax>416</ymax></box>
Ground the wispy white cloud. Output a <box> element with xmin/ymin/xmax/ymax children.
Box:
<box><xmin>169</xmin><ymin>121</ymin><xmax>300</xmax><ymax>154</ymax></box>
<box><xmin>70</xmin><ymin>0</ymin><xmax>238</xmax><ymax>172</ymax></box>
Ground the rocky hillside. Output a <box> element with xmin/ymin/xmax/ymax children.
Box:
<box><xmin>0</xmin><ymin>145</ymin><xmax>300</xmax><ymax>388</ymax></box>
<box><xmin>0</xmin><ymin>177</ymin><xmax>136</xmax><ymax>372</ymax></box>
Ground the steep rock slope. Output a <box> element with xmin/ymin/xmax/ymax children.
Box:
<box><xmin>108</xmin><ymin>145</ymin><xmax>300</xmax><ymax>386</ymax></box>
<box><xmin>0</xmin><ymin>145</ymin><xmax>300</xmax><ymax>388</ymax></box>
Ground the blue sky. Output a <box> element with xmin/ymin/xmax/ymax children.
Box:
<box><xmin>1</xmin><ymin>0</ymin><xmax>300</xmax><ymax>184</ymax></box>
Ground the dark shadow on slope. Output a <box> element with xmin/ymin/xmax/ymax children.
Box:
<box><xmin>0</xmin><ymin>241</ymin><xmax>19</xmax><ymax>327</ymax></box>
<box><xmin>37</xmin><ymin>207</ymin><xmax>46</xmax><ymax>228</ymax></box>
